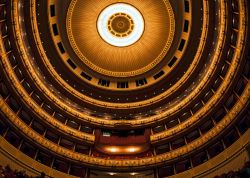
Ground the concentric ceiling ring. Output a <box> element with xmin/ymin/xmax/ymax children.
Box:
<box><xmin>67</xmin><ymin>0</ymin><xmax>175</xmax><ymax>77</ymax></box>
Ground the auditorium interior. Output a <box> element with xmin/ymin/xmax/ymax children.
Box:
<box><xmin>0</xmin><ymin>0</ymin><xmax>250</xmax><ymax>177</ymax></box>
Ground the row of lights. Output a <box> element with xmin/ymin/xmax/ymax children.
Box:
<box><xmin>108</xmin><ymin>172</ymin><xmax>138</xmax><ymax>176</ymax></box>
<box><xmin>105</xmin><ymin>146</ymin><xmax>141</xmax><ymax>153</ymax></box>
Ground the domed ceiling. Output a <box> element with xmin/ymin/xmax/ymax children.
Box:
<box><xmin>0</xmin><ymin>0</ymin><xmax>249</xmax><ymax>177</ymax></box>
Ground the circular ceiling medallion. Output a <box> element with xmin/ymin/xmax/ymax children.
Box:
<box><xmin>108</xmin><ymin>13</ymin><xmax>134</xmax><ymax>36</ymax></box>
<box><xmin>97</xmin><ymin>3</ymin><xmax>144</xmax><ymax>47</ymax></box>
<box><xmin>67</xmin><ymin>0</ymin><xmax>175</xmax><ymax>77</ymax></box>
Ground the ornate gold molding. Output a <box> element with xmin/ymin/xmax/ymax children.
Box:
<box><xmin>36</xmin><ymin>0</ymin><xmax>209</xmax><ymax>110</ymax></box>
<box><xmin>31</xmin><ymin>0</ymin><xmax>210</xmax><ymax>113</ymax></box>
<box><xmin>0</xmin><ymin>23</ymin><xmax>94</xmax><ymax>143</ymax></box>
<box><xmin>0</xmin><ymin>80</ymin><xmax>249</xmax><ymax>168</ymax></box>
<box><xmin>46</xmin><ymin>0</ymin><xmax>191</xmax><ymax>91</ymax></box>
<box><xmin>66</xmin><ymin>0</ymin><xmax>175</xmax><ymax>77</ymax></box>
<box><xmin>2</xmin><ymin>0</ymin><xmax>245</xmax><ymax>133</ymax></box>
<box><xmin>151</xmin><ymin>0</ymin><xmax>248</xmax><ymax>142</ymax></box>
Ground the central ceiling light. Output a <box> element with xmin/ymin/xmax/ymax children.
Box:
<box><xmin>97</xmin><ymin>3</ymin><xmax>144</xmax><ymax>47</ymax></box>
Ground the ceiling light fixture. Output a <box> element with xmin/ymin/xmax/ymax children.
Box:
<box><xmin>97</xmin><ymin>3</ymin><xmax>144</xmax><ymax>47</ymax></box>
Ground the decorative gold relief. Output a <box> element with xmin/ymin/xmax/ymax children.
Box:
<box><xmin>67</xmin><ymin>0</ymin><xmax>175</xmax><ymax>77</ymax></box>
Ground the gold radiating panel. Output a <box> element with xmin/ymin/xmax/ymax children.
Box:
<box><xmin>67</xmin><ymin>0</ymin><xmax>175</xmax><ymax>77</ymax></box>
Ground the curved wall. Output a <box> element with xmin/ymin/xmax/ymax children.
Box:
<box><xmin>0</xmin><ymin>129</ymin><xmax>249</xmax><ymax>178</ymax></box>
